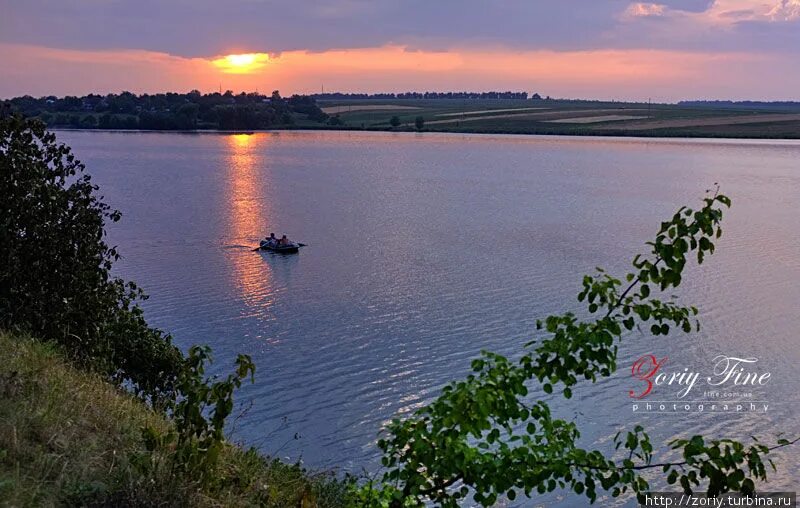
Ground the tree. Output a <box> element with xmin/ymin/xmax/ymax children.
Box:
<box><xmin>414</xmin><ymin>115</ymin><xmax>425</xmax><ymax>130</ymax></box>
<box><xmin>353</xmin><ymin>189</ymin><xmax>797</xmax><ymax>507</ymax></box>
<box><xmin>80</xmin><ymin>115</ymin><xmax>97</xmax><ymax>128</ymax></box>
<box><xmin>390</xmin><ymin>116</ymin><xmax>401</xmax><ymax>128</ymax></box>
<box><xmin>99</xmin><ymin>112</ymin><xmax>113</xmax><ymax>129</ymax></box>
<box><xmin>5</xmin><ymin>90</ymin><xmax>312</xmax><ymax>131</ymax></box>
<box><xmin>288</xmin><ymin>94</ymin><xmax>328</xmax><ymax>123</ymax></box>
<box><xmin>175</xmin><ymin>103</ymin><xmax>200</xmax><ymax>129</ymax></box>
<box><xmin>0</xmin><ymin>114</ymin><xmax>182</xmax><ymax>401</ymax></box>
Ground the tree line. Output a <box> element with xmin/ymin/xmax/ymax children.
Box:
<box><xmin>313</xmin><ymin>91</ymin><xmax>536</xmax><ymax>100</ymax></box>
<box><xmin>3</xmin><ymin>90</ymin><xmax>331</xmax><ymax>130</ymax></box>
<box><xmin>678</xmin><ymin>100</ymin><xmax>800</xmax><ymax>112</ymax></box>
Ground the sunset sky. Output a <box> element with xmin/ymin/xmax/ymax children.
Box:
<box><xmin>2</xmin><ymin>0</ymin><xmax>799</xmax><ymax>101</ymax></box>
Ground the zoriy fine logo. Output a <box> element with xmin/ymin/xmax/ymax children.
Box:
<box><xmin>629</xmin><ymin>354</ymin><xmax>771</xmax><ymax>414</ymax></box>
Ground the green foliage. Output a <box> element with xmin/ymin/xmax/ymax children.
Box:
<box><xmin>0</xmin><ymin>114</ymin><xmax>183</xmax><ymax>400</ymax></box>
<box><xmin>414</xmin><ymin>116</ymin><xmax>425</xmax><ymax>130</ymax></box>
<box><xmin>660</xmin><ymin>435</ymin><xmax>799</xmax><ymax>497</ymax></box>
<box><xmin>5</xmin><ymin>90</ymin><xmax>329</xmax><ymax>131</ymax></box>
<box><xmin>390</xmin><ymin>116</ymin><xmax>401</xmax><ymax>128</ymax></box>
<box><xmin>140</xmin><ymin>346</ymin><xmax>256</xmax><ymax>484</ymax></box>
<box><xmin>353</xmin><ymin>189</ymin><xmax>793</xmax><ymax>506</ymax></box>
<box><xmin>289</xmin><ymin>94</ymin><xmax>330</xmax><ymax>123</ymax></box>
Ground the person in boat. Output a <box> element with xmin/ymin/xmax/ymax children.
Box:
<box><xmin>266</xmin><ymin>233</ymin><xmax>277</xmax><ymax>246</ymax></box>
<box><xmin>279</xmin><ymin>234</ymin><xmax>290</xmax><ymax>246</ymax></box>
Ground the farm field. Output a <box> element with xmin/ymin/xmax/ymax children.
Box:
<box><xmin>321</xmin><ymin>104</ymin><xmax>422</xmax><ymax>114</ymax></box>
<box><xmin>316</xmin><ymin>99</ymin><xmax>800</xmax><ymax>138</ymax></box>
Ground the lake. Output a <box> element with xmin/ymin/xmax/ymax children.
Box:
<box><xmin>58</xmin><ymin>130</ymin><xmax>800</xmax><ymax>505</ymax></box>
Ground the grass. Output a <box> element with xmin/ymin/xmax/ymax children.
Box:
<box><xmin>0</xmin><ymin>332</ymin><xmax>350</xmax><ymax>507</ymax></box>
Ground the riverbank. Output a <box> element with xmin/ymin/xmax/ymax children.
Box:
<box><xmin>49</xmin><ymin>125</ymin><xmax>800</xmax><ymax>144</ymax></box>
<box><xmin>0</xmin><ymin>332</ymin><xmax>348</xmax><ymax>507</ymax></box>
<box><xmin>46</xmin><ymin>121</ymin><xmax>800</xmax><ymax>140</ymax></box>
<box><xmin>12</xmin><ymin>95</ymin><xmax>800</xmax><ymax>139</ymax></box>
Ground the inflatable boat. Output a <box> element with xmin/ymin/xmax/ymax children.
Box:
<box><xmin>259</xmin><ymin>240</ymin><xmax>301</xmax><ymax>254</ymax></box>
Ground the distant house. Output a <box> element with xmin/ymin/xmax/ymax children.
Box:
<box><xmin>531</xmin><ymin>93</ymin><xmax>542</xmax><ymax>100</ymax></box>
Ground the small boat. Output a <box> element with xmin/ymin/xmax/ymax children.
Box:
<box><xmin>259</xmin><ymin>239</ymin><xmax>301</xmax><ymax>254</ymax></box>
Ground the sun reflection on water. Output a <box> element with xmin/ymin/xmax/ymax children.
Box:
<box><xmin>226</xmin><ymin>133</ymin><xmax>267</xmax><ymax>242</ymax></box>
<box><xmin>224</xmin><ymin>133</ymin><xmax>278</xmax><ymax>334</ymax></box>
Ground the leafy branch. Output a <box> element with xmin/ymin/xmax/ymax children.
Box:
<box><xmin>351</xmin><ymin>189</ymin><xmax>796</xmax><ymax>507</ymax></box>
<box><xmin>139</xmin><ymin>346</ymin><xmax>256</xmax><ymax>485</ymax></box>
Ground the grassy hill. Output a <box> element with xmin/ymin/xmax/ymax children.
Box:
<box><xmin>0</xmin><ymin>333</ymin><xmax>348</xmax><ymax>508</ymax></box>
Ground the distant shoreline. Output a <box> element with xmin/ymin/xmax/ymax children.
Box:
<box><xmin>13</xmin><ymin>93</ymin><xmax>800</xmax><ymax>140</ymax></box>
<box><xmin>51</xmin><ymin>125</ymin><xmax>800</xmax><ymax>142</ymax></box>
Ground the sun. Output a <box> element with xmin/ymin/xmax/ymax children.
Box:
<box><xmin>227</xmin><ymin>54</ymin><xmax>257</xmax><ymax>66</ymax></box>
<box><xmin>212</xmin><ymin>53</ymin><xmax>270</xmax><ymax>74</ymax></box>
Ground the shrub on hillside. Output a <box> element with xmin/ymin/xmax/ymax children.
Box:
<box><xmin>0</xmin><ymin>113</ymin><xmax>182</xmax><ymax>401</ymax></box>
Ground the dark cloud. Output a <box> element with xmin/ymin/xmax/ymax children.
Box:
<box><xmin>0</xmin><ymin>0</ymin><xmax>797</xmax><ymax>56</ymax></box>
<box><xmin>0</xmin><ymin>0</ymin><xmax>704</xmax><ymax>55</ymax></box>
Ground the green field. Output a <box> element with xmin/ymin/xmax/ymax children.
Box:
<box><xmin>317</xmin><ymin>99</ymin><xmax>800</xmax><ymax>139</ymax></box>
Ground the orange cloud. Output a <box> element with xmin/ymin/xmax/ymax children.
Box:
<box><xmin>274</xmin><ymin>46</ymin><xmax>462</xmax><ymax>73</ymax></box>
<box><xmin>0</xmin><ymin>43</ymin><xmax>794</xmax><ymax>101</ymax></box>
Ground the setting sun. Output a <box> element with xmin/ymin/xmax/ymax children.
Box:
<box><xmin>211</xmin><ymin>52</ymin><xmax>269</xmax><ymax>74</ymax></box>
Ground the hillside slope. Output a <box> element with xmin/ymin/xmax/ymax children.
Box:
<box><xmin>0</xmin><ymin>333</ymin><xmax>348</xmax><ymax>507</ymax></box>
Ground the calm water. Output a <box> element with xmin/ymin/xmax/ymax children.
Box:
<box><xmin>59</xmin><ymin>130</ymin><xmax>800</xmax><ymax>505</ymax></box>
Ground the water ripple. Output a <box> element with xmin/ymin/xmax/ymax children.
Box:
<box><xmin>58</xmin><ymin>130</ymin><xmax>800</xmax><ymax>506</ymax></box>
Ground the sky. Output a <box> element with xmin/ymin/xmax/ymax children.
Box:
<box><xmin>1</xmin><ymin>0</ymin><xmax>799</xmax><ymax>101</ymax></box>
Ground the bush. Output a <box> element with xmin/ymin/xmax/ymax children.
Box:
<box><xmin>140</xmin><ymin>346</ymin><xmax>256</xmax><ymax>484</ymax></box>
<box><xmin>0</xmin><ymin>114</ymin><xmax>182</xmax><ymax>401</ymax></box>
